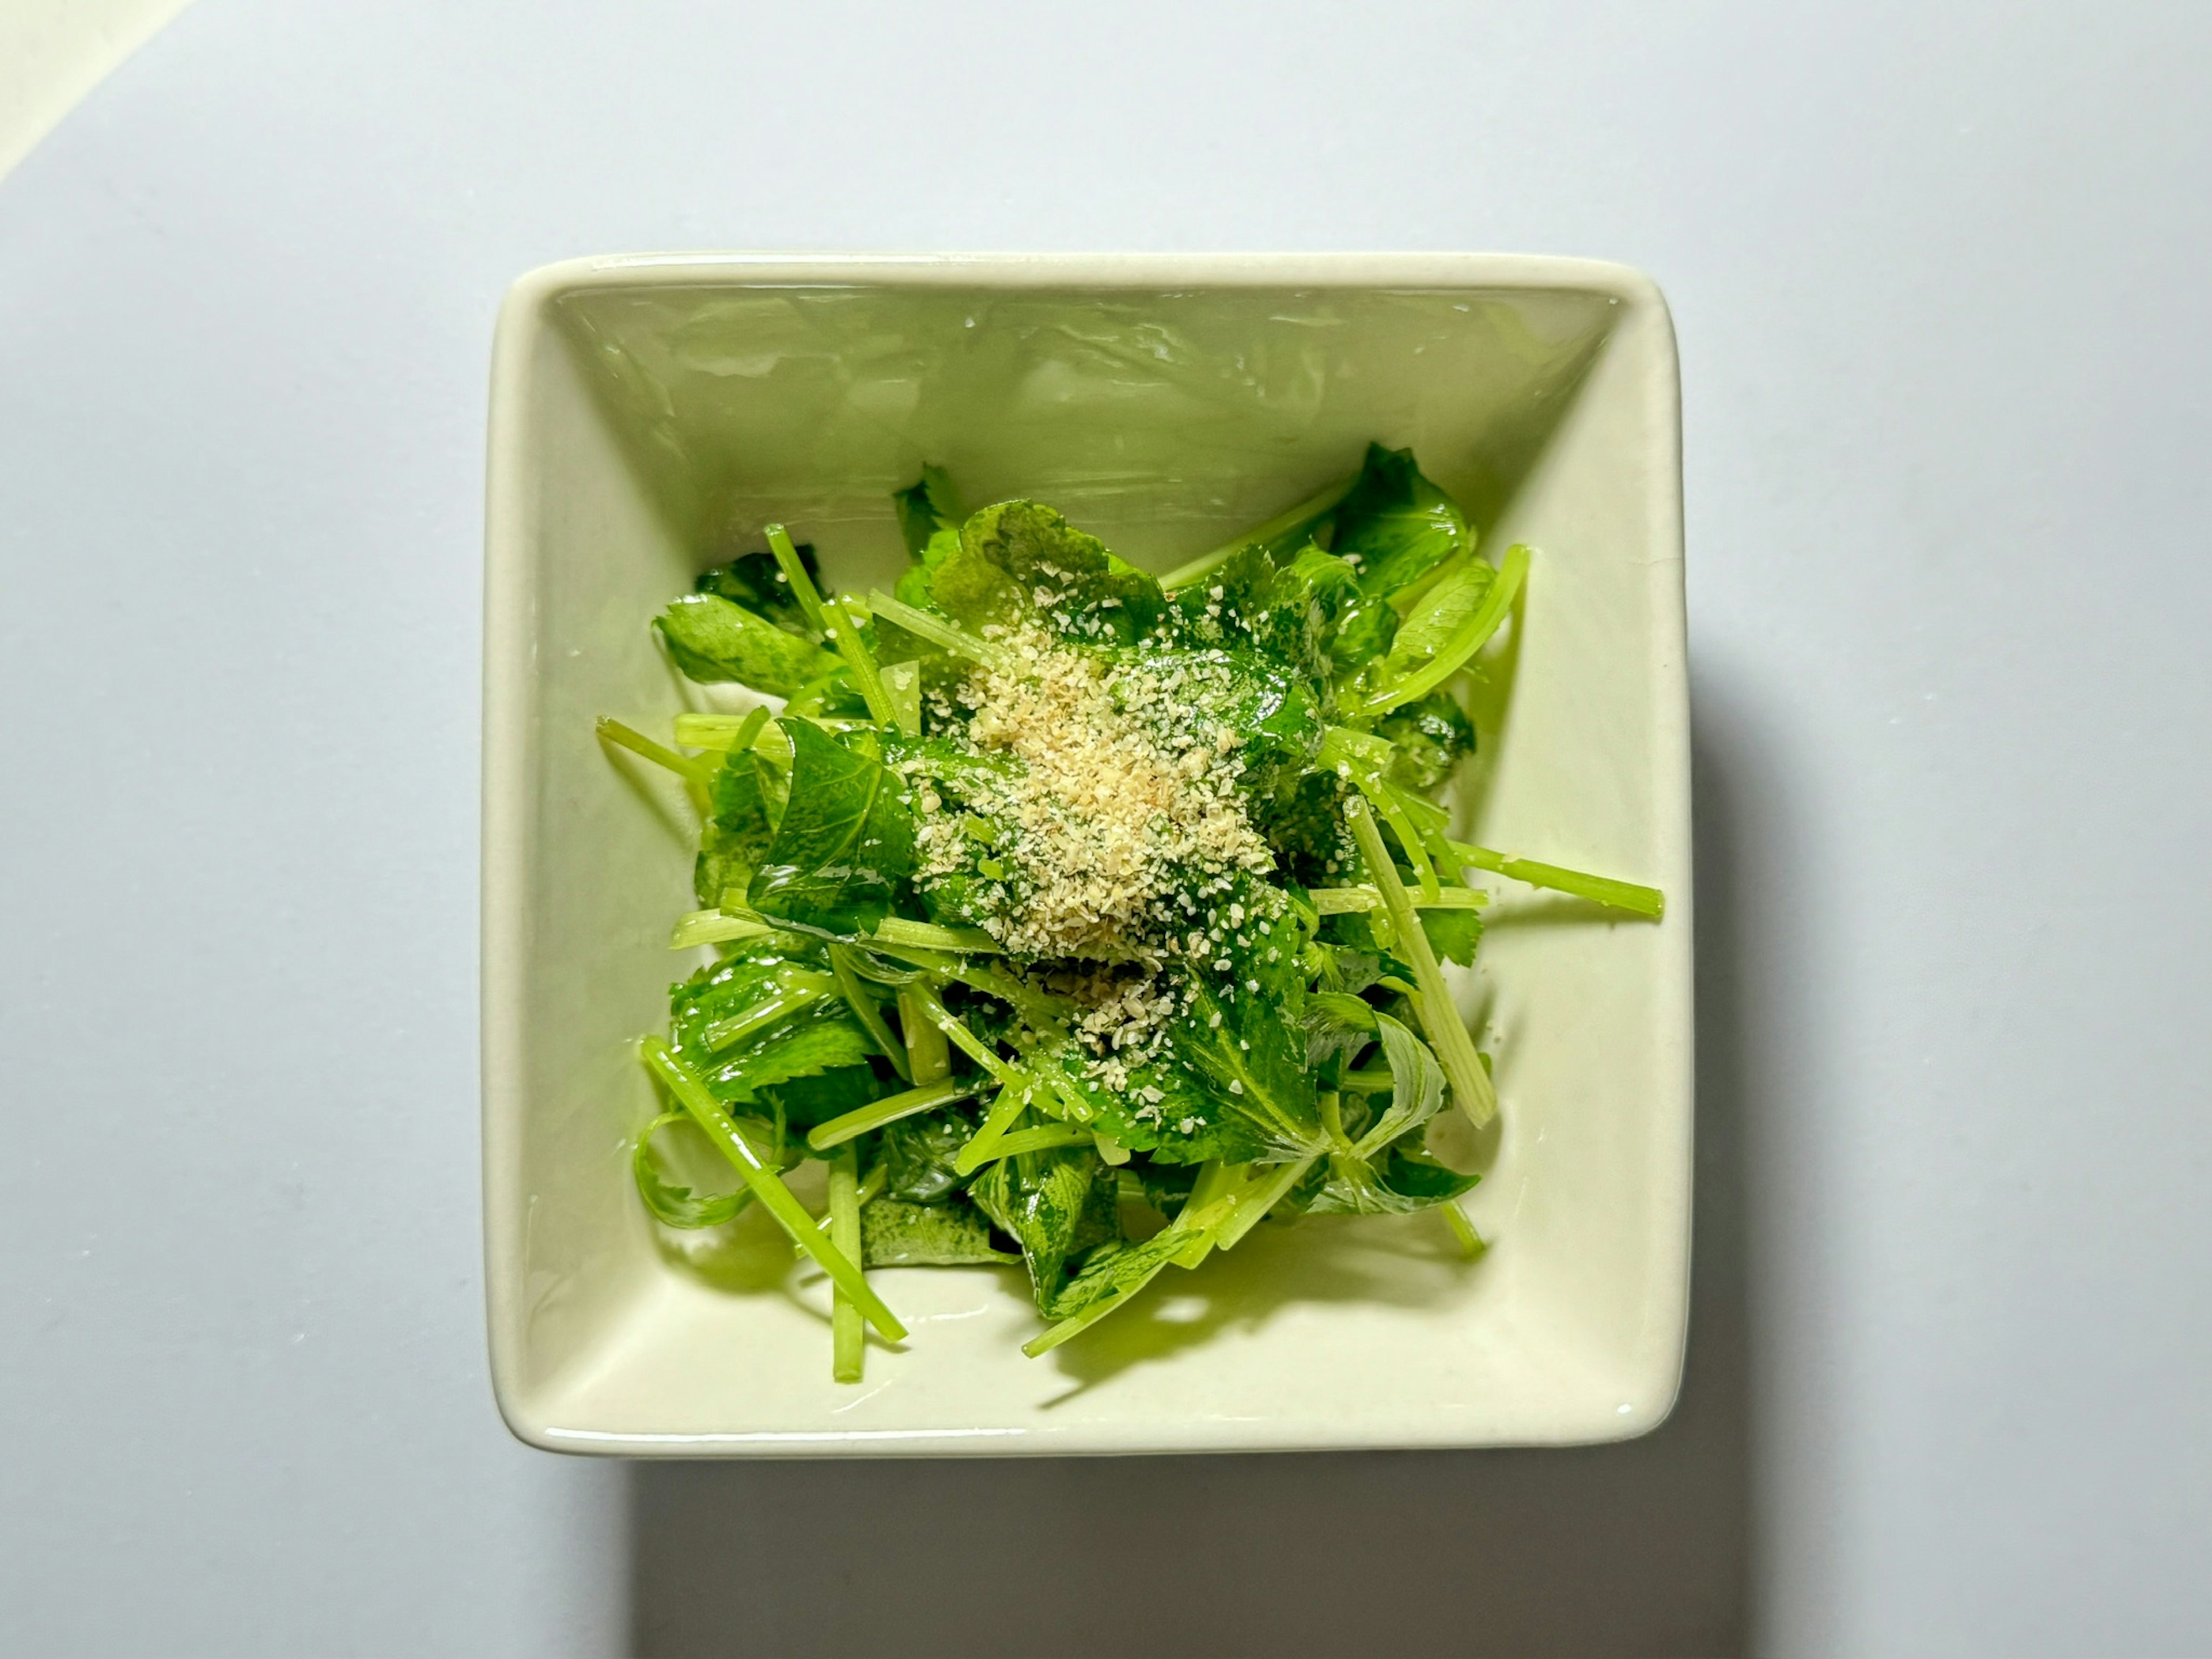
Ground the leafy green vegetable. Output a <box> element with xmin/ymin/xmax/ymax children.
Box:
<box><xmin>1331</xmin><ymin>443</ymin><xmax>1470</xmax><ymax>597</ymax></box>
<box><xmin>1377</xmin><ymin>692</ymin><xmax>1476</xmax><ymax>793</ymax></box>
<box><xmin>747</xmin><ymin>718</ymin><xmax>916</xmax><ymax>936</ymax></box>
<box><xmin>669</xmin><ymin>950</ymin><xmax>880</xmax><ymax>1111</ymax></box>
<box><xmin>862</xmin><ymin>1196</ymin><xmax>1014</xmax><ymax>1266</ymax></box>
<box><xmin>632</xmin><ymin>1111</ymin><xmax>751</xmax><ymax>1229</ymax></box>
<box><xmin>606</xmin><ymin>445</ymin><xmax>1664</xmax><ymax>1379</ymax></box>
<box><xmin>893</xmin><ymin>466</ymin><xmax>964</xmax><ymax>560</ymax></box>
<box><xmin>970</xmin><ymin>1146</ymin><xmax>1118</xmax><ymax>1305</ymax></box>
<box><xmin>695</xmin><ymin>542</ymin><xmax>821</xmax><ymax>633</ymax></box>
<box><xmin>880</xmin><ymin>1105</ymin><xmax>980</xmax><ymax>1203</ymax></box>
<box><xmin>655</xmin><ymin>593</ymin><xmax>838</xmax><ymax>694</ymax></box>
<box><xmin>930</xmin><ymin>499</ymin><xmax>1165</xmax><ymax>643</ymax></box>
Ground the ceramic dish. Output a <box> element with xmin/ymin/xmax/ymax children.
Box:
<box><xmin>482</xmin><ymin>252</ymin><xmax>1691</xmax><ymax>1456</ymax></box>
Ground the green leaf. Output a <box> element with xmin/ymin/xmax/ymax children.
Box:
<box><xmin>1377</xmin><ymin>692</ymin><xmax>1476</xmax><ymax>794</ymax></box>
<box><xmin>971</xmin><ymin>1145</ymin><xmax>1120</xmax><ymax>1309</ymax></box>
<box><xmin>1331</xmin><ymin>443</ymin><xmax>1471</xmax><ymax>597</ymax></box>
<box><xmin>1327</xmin><ymin>590</ymin><xmax>1400</xmax><ymax>679</ymax></box>
<box><xmin>670</xmin><ymin>949</ymin><xmax>881</xmax><ymax>1112</ymax></box>
<box><xmin>755</xmin><ymin>1063</ymin><xmax>885</xmax><ymax>1131</ymax></box>
<box><xmin>654</xmin><ymin>593</ymin><xmax>838</xmax><ymax>694</ymax></box>
<box><xmin>748</xmin><ymin>718</ymin><xmax>917</xmax><ymax>936</ymax></box>
<box><xmin>1036</xmin><ymin>1217</ymin><xmax>1199</xmax><ymax>1324</ymax></box>
<box><xmin>1051</xmin><ymin>1042</ymin><xmax>1265</xmax><ymax>1166</ymax></box>
<box><xmin>930</xmin><ymin>500</ymin><xmax>1165</xmax><ymax>644</ymax></box>
<box><xmin>695</xmin><ymin>543</ymin><xmax>821</xmax><ymax>634</ymax></box>
<box><xmin>1384</xmin><ymin>559</ymin><xmax>1495</xmax><ymax>673</ymax></box>
<box><xmin>632</xmin><ymin>1111</ymin><xmax>750</xmax><ymax>1229</ymax></box>
<box><xmin>879</xmin><ymin>1105</ymin><xmax>981</xmax><ymax>1203</ymax></box>
<box><xmin>893</xmin><ymin>467</ymin><xmax>964</xmax><ymax>558</ymax></box>
<box><xmin>880</xmin><ymin>731</ymin><xmax>1027</xmax><ymax>933</ymax></box>
<box><xmin>1421</xmin><ymin>906</ymin><xmax>1483</xmax><ymax>967</ymax></box>
<box><xmin>1124</xmin><ymin>644</ymin><xmax>1320</xmax><ymax>784</ymax></box>
<box><xmin>1160</xmin><ymin>882</ymin><xmax>1324</xmax><ymax>1157</ymax></box>
<box><xmin>1164</xmin><ymin>542</ymin><xmax>1364</xmax><ymax>695</ymax></box>
<box><xmin>1306</xmin><ymin>1141</ymin><xmax>1480</xmax><ymax>1215</ymax></box>
<box><xmin>861</xmin><ymin>1196</ymin><xmax>1016</xmax><ymax>1267</ymax></box>
<box><xmin>694</xmin><ymin>748</ymin><xmax>782</xmax><ymax>907</ymax></box>
<box><xmin>1349</xmin><ymin>1010</ymin><xmax>1447</xmax><ymax>1155</ymax></box>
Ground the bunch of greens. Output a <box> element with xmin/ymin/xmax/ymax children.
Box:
<box><xmin>600</xmin><ymin>443</ymin><xmax>1664</xmax><ymax>1380</ymax></box>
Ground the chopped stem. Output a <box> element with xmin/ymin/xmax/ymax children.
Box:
<box><xmin>597</xmin><ymin>718</ymin><xmax>713</xmax><ymax>787</ymax></box>
<box><xmin>1159</xmin><ymin>473</ymin><xmax>1359</xmax><ymax>591</ymax></box>
<box><xmin>1337</xmin><ymin>1066</ymin><xmax>1396</xmax><ymax>1094</ymax></box>
<box><xmin>907</xmin><ymin>982</ymin><xmax>1024</xmax><ymax>1091</ymax></box>
<box><xmin>881</xmin><ymin>660</ymin><xmax>923</xmax><ymax>736</ymax></box>
<box><xmin>1445</xmin><ymin>839</ymin><xmax>1665</xmax><ymax>919</ymax></box>
<box><xmin>1347</xmin><ymin>797</ymin><xmax>1497</xmax><ymax>1130</ymax></box>
<box><xmin>828</xmin><ymin>1146</ymin><xmax>865</xmax><ymax>1382</ymax></box>
<box><xmin>1214</xmin><ymin>1156</ymin><xmax>1320</xmax><ymax>1251</ymax></box>
<box><xmin>1440</xmin><ymin>1200</ymin><xmax>1487</xmax><ymax>1260</ymax></box>
<box><xmin>765</xmin><ymin>523</ymin><xmax>897</xmax><ymax>727</ymax></box>
<box><xmin>965</xmin><ymin>1124</ymin><xmax>1093</xmax><ymax>1165</ymax></box>
<box><xmin>865</xmin><ymin>590</ymin><xmax>1012</xmax><ymax>673</ymax></box>
<box><xmin>699</xmin><ymin>972</ymin><xmax>837</xmax><ymax>1054</ymax></box>
<box><xmin>1308</xmin><ymin>885</ymin><xmax>1488</xmax><ymax>915</ymax></box>
<box><xmin>1174</xmin><ymin>1160</ymin><xmax>1243</xmax><ymax>1268</ymax></box>
<box><xmin>871</xmin><ymin>916</ymin><xmax>1004</xmax><ymax>955</ymax></box>
<box><xmin>828</xmin><ymin>945</ymin><xmax>911</xmax><ymax>1082</ymax></box>
<box><xmin>953</xmin><ymin>1084</ymin><xmax>1032</xmax><ymax>1176</ymax></box>
<box><xmin>1318</xmin><ymin>1091</ymin><xmax>1351</xmax><ymax>1152</ymax></box>
<box><xmin>898</xmin><ymin>987</ymin><xmax>952</xmax><ymax>1085</ymax></box>
<box><xmin>806</xmin><ymin>1076</ymin><xmax>980</xmax><ymax>1152</ymax></box>
<box><xmin>640</xmin><ymin>1038</ymin><xmax>906</xmax><ymax>1341</ymax></box>
<box><xmin>673</xmin><ymin>706</ymin><xmax>771</xmax><ymax>752</ymax></box>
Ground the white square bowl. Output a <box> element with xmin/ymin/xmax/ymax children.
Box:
<box><xmin>482</xmin><ymin>253</ymin><xmax>1691</xmax><ymax>1456</ymax></box>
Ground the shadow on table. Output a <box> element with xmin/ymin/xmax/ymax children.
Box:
<box><xmin>628</xmin><ymin>697</ymin><xmax>1763</xmax><ymax>1658</ymax></box>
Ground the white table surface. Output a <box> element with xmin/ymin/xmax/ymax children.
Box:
<box><xmin>3</xmin><ymin>4</ymin><xmax>2207</xmax><ymax>1654</ymax></box>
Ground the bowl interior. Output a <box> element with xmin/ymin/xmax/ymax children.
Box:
<box><xmin>484</xmin><ymin>260</ymin><xmax>1691</xmax><ymax>1453</ymax></box>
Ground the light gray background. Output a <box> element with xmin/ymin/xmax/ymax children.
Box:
<box><xmin>3</xmin><ymin>3</ymin><xmax>2206</xmax><ymax>1654</ymax></box>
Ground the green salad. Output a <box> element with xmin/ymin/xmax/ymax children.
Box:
<box><xmin>600</xmin><ymin>444</ymin><xmax>1662</xmax><ymax>1379</ymax></box>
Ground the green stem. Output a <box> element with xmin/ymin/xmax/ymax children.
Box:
<box><xmin>1213</xmin><ymin>1156</ymin><xmax>1319</xmax><ymax>1252</ymax></box>
<box><xmin>898</xmin><ymin>987</ymin><xmax>951</xmax><ymax>1085</ymax></box>
<box><xmin>871</xmin><ymin>916</ymin><xmax>1003</xmax><ymax>955</ymax></box>
<box><xmin>1308</xmin><ymin>886</ymin><xmax>1488</xmax><ymax>916</ymax></box>
<box><xmin>699</xmin><ymin>972</ymin><xmax>837</xmax><ymax>1053</ymax></box>
<box><xmin>765</xmin><ymin>524</ymin><xmax>897</xmax><ymax>728</ymax></box>
<box><xmin>881</xmin><ymin>660</ymin><xmax>923</xmax><ymax>737</ymax></box>
<box><xmin>828</xmin><ymin>1146</ymin><xmax>864</xmax><ymax>1382</ymax></box>
<box><xmin>1174</xmin><ymin>1160</ymin><xmax>1245</xmax><ymax>1268</ymax></box>
<box><xmin>1158</xmin><ymin>473</ymin><xmax>1359</xmax><ymax>591</ymax></box>
<box><xmin>1440</xmin><ymin>1200</ymin><xmax>1487</xmax><ymax>1260</ymax></box>
<box><xmin>1359</xmin><ymin>543</ymin><xmax>1531</xmax><ymax>715</ymax></box>
<box><xmin>865</xmin><ymin>590</ymin><xmax>1012</xmax><ymax>673</ymax></box>
<box><xmin>1444</xmin><ymin>839</ymin><xmax>1665</xmax><ymax>919</ymax></box>
<box><xmin>828</xmin><ymin>945</ymin><xmax>911</xmax><ymax>1082</ymax></box>
<box><xmin>806</xmin><ymin>1076</ymin><xmax>980</xmax><ymax>1152</ymax></box>
<box><xmin>1347</xmin><ymin>797</ymin><xmax>1498</xmax><ymax>1130</ymax></box>
<box><xmin>907</xmin><ymin>982</ymin><xmax>1024</xmax><ymax>1090</ymax></box>
<box><xmin>673</xmin><ymin>706</ymin><xmax>771</xmax><ymax>752</ymax></box>
<box><xmin>640</xmin><ymin>1038</ymin><xmax>906</xmax><ymax>1341</ymax></box>
<box><xmin>965</xmin><ymin>1124</ymin><xmax>1094</xmax><ymax>1165</ymax></box>
<box><xmin>953</xmin><ymin>1084</ymin><xmax>1032</xmax><ymax>1176</ymax></box>
<box><xmin>597</xmin><ymin>718</ymin><xmax>713</xmax><ymax>787</ymax></box>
